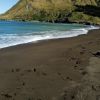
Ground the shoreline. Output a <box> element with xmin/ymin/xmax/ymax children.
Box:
<box><xmin>0</xmin><ymin>29</ymin><xmax>99</xmax><ymax>51</ymax></box>
<box><xmin>0</xmin><ymin>29</ymin><xmax>100</xmax><ymax>100</ymax></box>
<box><xmin>0</xmin><ymin>25</ymin><xmax>99</xmax><ymax>49</ymax></box>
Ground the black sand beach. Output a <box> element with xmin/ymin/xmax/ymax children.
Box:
<box><xmin>0</xmin><ymin>29</ymin><xmax>100</xmax><ymax>100</ymax></box>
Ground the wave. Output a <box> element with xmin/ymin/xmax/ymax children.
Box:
<box><xmin>0</xmin><ymin>26</ymin><xmax>99</xmax><ymax>48</ymax></box>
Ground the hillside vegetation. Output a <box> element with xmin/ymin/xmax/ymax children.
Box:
<box><xmin>0</xmin><ymin>0</ymin><xmax>100</xmax><ymax>25</ymax></box>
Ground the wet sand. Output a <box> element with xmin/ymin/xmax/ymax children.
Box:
<box><xmin>0</xmin><ymin>29</ymin><xmax>100</xmax><ymax>100</ymax></box>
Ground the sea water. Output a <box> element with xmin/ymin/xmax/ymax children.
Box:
<box><xmin>0</xmin><ymin>21</ymin><xmax>99</xmax><ymax>48</ymax></box>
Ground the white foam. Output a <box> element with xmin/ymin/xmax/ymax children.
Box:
<box><xmin>0</xmin><ymin>26</ymin><xmax>99</xmax><ymax>48</ymax></box>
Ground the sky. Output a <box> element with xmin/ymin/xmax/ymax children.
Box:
<box><xmin>0</xmin><ymin>0</ymin><xmax>19</xmax><ymax>14</ymax></box>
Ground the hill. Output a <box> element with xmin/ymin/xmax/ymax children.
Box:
<box><xmin>0</xmin><ymin>0</ymin><xmax>100</xmax><ymax>25</ymax></box>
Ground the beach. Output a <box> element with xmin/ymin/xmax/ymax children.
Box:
<box><xmin>0</xmin><ymin>29</ymin><xmax>100</xmax><ymax>100</ymax></box>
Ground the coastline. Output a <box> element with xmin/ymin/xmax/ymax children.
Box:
<box><xmin>0</xmin><ymin>22</ymin><xmax>99</xmax><ymax>49</ymax></box>
<box><xmin>0</xmin><ymin>27</ymin><xmax>99</xmax><ymax>50</ymax></box>
<box><xmin>0</xmin><ymin>29</ymin><xmax>100</xmax><ymax>100</ymax></box>
<box><xmin>0</xmin><ymin>21</ymin><xmax>93</xmax><ymax>49</ymax></box>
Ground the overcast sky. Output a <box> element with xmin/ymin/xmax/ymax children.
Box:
<box><xmin>0</xmin><ymin>0</ymin><xmax>19</xmax><ymax>14</ymax></box>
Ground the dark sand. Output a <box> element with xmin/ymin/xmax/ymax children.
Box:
<box><xmin>0</xmin><ymin>29</ymin><xmax>100</xmax><ymax>100</ymax></box>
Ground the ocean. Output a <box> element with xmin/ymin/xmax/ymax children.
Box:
<box><xmin>0</xmin><ymin>21</ymin><xmax>99</xmax><ymax>48</ymax></box>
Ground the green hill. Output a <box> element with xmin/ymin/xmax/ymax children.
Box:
<box><xmin>0</xmin><ymin>0</ymin><xmax>100</xmax><ymax>25</ymax></box>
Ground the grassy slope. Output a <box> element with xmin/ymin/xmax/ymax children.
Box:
<box><xmin>0</xmin><ymin>0</ymin><xmax>100</xmax><ymax>24</ymax></box>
